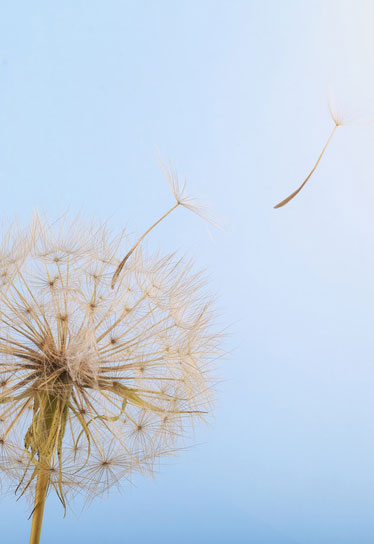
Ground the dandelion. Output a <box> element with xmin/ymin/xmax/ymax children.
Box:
<box><xmin>0</xmin><ymin>165</ymin><xmax>220</xmax><ymax>544</ymax></box>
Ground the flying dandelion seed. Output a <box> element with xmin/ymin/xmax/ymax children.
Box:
<box><xmin>0</xmin><ymin>165</ymin><xmax>221</xmax><ymax>544</ymax></box>
<box><xmin>273</xmin><ymin>98</ymin><xmax>342</xmax><ymax>209</ymax></box>
<box><xmin>272</xmin><ymin>93</ymin><xmax>374</xmax><ymax>209</ymax></box>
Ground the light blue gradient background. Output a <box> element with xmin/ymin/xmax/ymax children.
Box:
<box><xmin>1</xmin><ymin>1</ymin><xmax>374</xmax><ymax>542</ymax></box>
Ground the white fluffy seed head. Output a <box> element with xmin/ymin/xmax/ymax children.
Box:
<box><xmin>0</xmin><ymin>214</ymin><xmax>220</xmax><ymax>504</ymax></box>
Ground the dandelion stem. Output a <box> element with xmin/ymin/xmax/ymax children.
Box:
<box><xmin>111</xmin><ymin>202</ymin><xmax>179</xmax><ymax>288</ymax></box>
<box><xmin>29</xmin><ymin>463</ymin><xmax>49</xmax><ymax>544</ymax></box>
<box><xmin>274</xmin><ymin>124</ymin><xmax>338</xmax><ymax>208</ymax></box>
<box><xmin>28</xmin><ymin>392</ymin><xmax>68</xmax><ymax>544</ymax></box>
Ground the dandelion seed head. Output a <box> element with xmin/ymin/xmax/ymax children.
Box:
<box><xmin>0</xmin><ymin>214</ymin><xmax>220</xmax><ymax>505</ymax></box>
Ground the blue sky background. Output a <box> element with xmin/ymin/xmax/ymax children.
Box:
<box><xmin>2</xmin><ymin>1</ymin><xmax>374</xmax><ymax>542</ymax></box>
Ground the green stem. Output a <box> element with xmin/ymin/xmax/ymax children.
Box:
<box><xmin>27</xmin><ymin>387</ymin><xmax>71</xmax><ymax>542</ymax></box>
<box><xmin>29</xmin><ymin>465</ymin><xmax>49</xmax><ymax>544</ymax></box>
